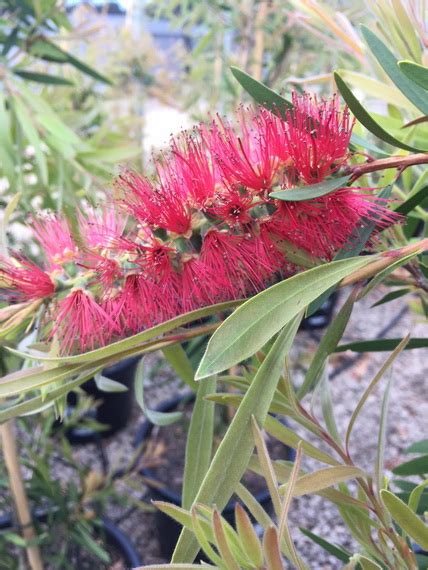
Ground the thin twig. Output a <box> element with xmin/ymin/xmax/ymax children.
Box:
<box><xmin>1</xmin><ymin>421</ymin><xmax>44</xmax><ymax>570</ymax></box>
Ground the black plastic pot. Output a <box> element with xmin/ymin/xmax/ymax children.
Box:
<box><xmin>300</xmin><ymin>290</ymin><xmax>339</xmax><ymax>330</ymax></box>
<box><xmin>65</xmin><ymin>357</ymin><xmax>139</xmax><ymax>444</ymax></box>
<box><xmin>0</xmin><ymin>510</ymin><xmax>141</xmax><ymax>568</ymax></box>
<box><xmin>135</xmin><ymin>394</ymin><xmax>296</xmax><ymax>559</ymax></box>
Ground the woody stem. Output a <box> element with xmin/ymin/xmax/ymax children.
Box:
<box><xmin>346</xmin><ymin>152</ymin><xmax>428</xmax><ymax>182</ymax></box>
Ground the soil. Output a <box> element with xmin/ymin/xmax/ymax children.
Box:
<box><xmin>145</xmin><ymin>397</ymin><xmax>292</xmax><ymax>498</ymax></box>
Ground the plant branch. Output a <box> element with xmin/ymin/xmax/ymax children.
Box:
<box><xmin>346</xmin><ymin>153</ymin><xmax>428</xmax><ymax>182</ymax></box>
<box><xmin>1</xmin><ymin>421</ymin><xmax>44</xmax><ymax>570</ymax></box>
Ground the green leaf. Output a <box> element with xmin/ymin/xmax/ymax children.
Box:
<box><xmin>196</xmin><ymin>256</ymin><xmax>372</xmax><ymax>379</ymax></box>
<box><xmin>394</xmin><ymin>185</ymin><xmax>428</xmax><ymax>215</ymax></box>
<box><xmin>298</xmin><ymin>288</ymin><xmax>358</xmax><ymax>399</ymax></box>
<box><xmin>134</xmin><ymin>562</ymin><xmax>218</xmax><ymax>570</ymax></box>
<box><xmin>375</xmin><ymin>361</ymin><xmax>394</xmax><ymax>493</ymax></box>
<box><xmin>381</xmin><ymin>489</ymin><xmax>428</xmax><ymax>550</ymax></box>
<box><xmin>93</xmin><ymin>373</ymin><xmax>128</xmax><ymax>393</ymax></box>
<box><xmin>13</xmin><ymin>300</ymin><xmax>241</xmax><ymax>365</ymax></box>
<box><xmin>182</xmin><ymin>376</ymin><xmax>216</xmax><ymax>509</ymax></box>
<box><xmin>393</xmin><ymin>456</ymin><xmax>428</xmax><ymax>477</ymax></box>
<box><xmin>334</xmin><ymin>72</ymin><xmax>428</xmax><ymax>152</ymax></box>
<box><xmin>12</xmin><ymin>70</ymin><xmax>74</xmax><ymax>86</ymax></box>
<box><xmin>135</xmin><ymin>566</ymin><xmax>218</xmax><ymax>570</ymax></box>
<box><xmin>162</xmin><ymin>344</ymin><xmax>198</xmax><ymax>392</ymax></box>
<box><xmin>350</xmin><ymin>133</ymin><xmax>390</xmax><ymax>158</ymax></box>
<box><xmin>299</xmin><ymin>527</ymin><xmax>351</xmax><ymax>563</ymax></box>
<box><xmin>361</xmin><ymin>26</ymin><xmax>428</xmax><ymax>115</ymax></box>
<box><xmin>409</xmin><ymin>481</ymin><xmax>428</xmax><ymax>513</ymax></box>
<box><xmin>270</xmin><ymin>175</ymin><xmax>351</xmax><ymax>202</ymax></box>
<box><xmin>406</xmin><ymin>440</ymin><xmax>428</xmax><ymax>454</ymax></box>
<box><xmin>264</xmin><ymin>415</ymin><xmax>339</xmax><ymax>466</ymax></box>
<box><xmin>172</xmin><ymin>316</ymin><xmax>301</xmax><ymax>563</ymax></box>
<box><xmin>12</xmin><ymin>96</ymin><xmax>48</xmax><ymax>184</ymax></box>
<box><xmin>399</xmin><ymin>61</ymin><xmax>428</xmax><ymax>91</ymax></box>
<box><xmin>280</xmin><ymin>466</ymin><xmax>364</xmax><ymax>496</ymax></box>
<box><xmin>371</xmin><ymin>288</ymin><xmax>411</xmax><ymax>307</ymax></box>
<box><xmin>335</xmin><ymin>338</ymin><xmax>428</xmax><ymax>352</ymax></box>
<box><xmin>230</xmin><ymin>66</ymin><xmax>292</xmax><ymax>118</ymax></box>
<box><xmin>345</xmin><ymin>336</ymin><xmax>409</xmax><ymax>452</ymax></box>
<box><xmin>134</xmin><ymin>357</ymin><xmax>182</xmax><ymax>426</ymax></box>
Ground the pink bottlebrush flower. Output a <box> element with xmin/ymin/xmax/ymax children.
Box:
<box><xmin>283</xmin><ymin>93</ymin><xmax>354</xmax><ymax>184</ymax></box>
<box><xmin>202</xmin><ymin>110</ymin><xmax>280</xmax><ymax>193</ymax></box>
<box><xmin>117</xmin><ymin>170</ymin><xmax>192</xmax><ymax>236</ymax></box>
<box><xmin>52</xmin><ymin>289</ymin><xmax>117</xmax><ymax>354</ymax></box>
<box><xmin>200</xmin><ymin>229</ymin><xmax>255</xmax><ymax>299</ymax></box>
<box><xmin>207</xmin><ymin>184</ymin><xmax>254</xmax><ymax>226</ymax></box>
<box><xmin>136</xmin><ymin>239</ymin><xmax>177</xmax><ymax>280</ymax></box>
<box><xmin>79</xmin><ymin>206</ymin><xmax>127</xmax><ymax>250</ymax></box>
<box><xmin>179</xmin><ymin>256</ymin><xmax>212</xmax><ymax>312</ymax></box>
<box><xmin>30</xmin><ymin>214</ymin><xmax>77</xmax><ymax>269</ymax></box>
<box><xmin>79</xmin><ymin>251</ymin><xmax>123</xmax><ymax>291</ymax></box>
<box><xmin>107</xmin><ymin>274</ymin><xmax>157</xmax><ymax>334</ymax></box>
<box><xmin>169</xmin><ymin>132</ymin><xmax>218</xmax><ymax>208</ymax></box>
<box><xmin>269</xmin><ymin>187</ymin><xmax>399</xmax><ymax>259</ymax></box>
<box><xmin>0</xmin><ymin>256</ymin><xmax>55</xmax><ymax>301</ymax></box>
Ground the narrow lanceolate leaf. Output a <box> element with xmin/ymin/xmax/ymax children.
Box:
<box><xmin>270</xmin><ymin>175</ymin><xmax>351</xmax><ymax>202</ymax></box>
<box><xmin>376</xmin><ymin>371</ymin><xmax>394</xmax><ymax>494</ymax></box>
<box><xmin>235</xmin><ymin>504</ymin><xmax>264</xmax><ymax>568</ymax></box>
<box><xmin>134</xmin><ymin>358</ymin><xmax>182</xmax><ymax>426</ymax></box>
<box><xmin>405</xmin><ymin>440</ymin><xmax>428</xmax><ymax>454</ymax></box>
<box><xmin>299</xmin><ymin>528</ymin><xmax>351</xmax><ymax>563</ymax></box>
<box><xmin>134</xmin><ymin>566</ymin><xmax>218</xmax><ymax>570</ymax></box>
<box><xmin>162</xmin><ymin>343</ymin><xmax>198</xmax><ymax>392</ymax></box>
<box><xmin>277</xmin><ymin>442</ymin><xmax>305</xmax><ymax>570</ymax></box>
<box><xmin>280</xmin><ymin>466</ymin><xmax>364</xmax><ymax>497</ymax></box>
<box><xmin>182</xmin><ymin>376</ymin><xmax>216</xmax><ymax>509</ymax></box>
<box><xmin>264</xmin><ymin>415</ymin><xmax>339</xmax><ymax>466</ymax></box>
<box><xmin>212</xmin><ymin>511</ymin><xmax>240</xmax><ymax>570</ymax></box>
<box><xmin>408</xmin><ymin>481</ymin><xmax>428</xmax><ymax>513</ymax></box>
<box><xmin>334</xmin><ymin>72</ymin><xmax>428</xmax><ymax>152</ymax></box>
<box><xmin>381</xmin><ymin>490</ymin><xmax>428</xmax><ymax>550</ymax></box>
<box><xmin>335</xmin><ymin>338</ymin><xmax>428</xmax><ymax>352</ymax></box>
<box><xmin>298</xmin><ymin>287</ymin><xmax>358</xmax><ymax>399</ymax></box>
<box><xmin>399</xmin><ymin>61</ymin><xmax>428</xmax><ymax>90</ymax></box>
<box><xmin>230</xmin><ymin>66</ymin><xmax>292</xmax><ymax>118</ymax></box>
<box><xmin>345</xmin><ymin>336</ymin><xmax>409</xmax><ymax>452</ymax></box>
<box><xmin>13</xmin><ymin>70</ymin><xmax>74</xmax><ymax>86</ymax></box>
<box><xmin>263</xmin><ymin>527</ymin><xmax>285</xmax><ymax>570</ymax></box>
<box><xmin>196</xmin><ymin>256</ymin><xmax>372</xmax><ymax>379</ymax></box>
<box><xmin>14</xmin><ymin>300</ymin><xmax>241</xmax><ymax>364</ymax></box>
<box><xmin>361</xmin><ymin>26</ymin><xmax>428</xmax><ymax>116</ymax></box>
<box><xmin>371</xmin><ymin>288</ymin><xmax>410</xmax><ymax>307</ymax></box>
<box><xmin>172</xmin><ymin>316</ymin><xmax>301</xmax><ymax>563</ymax></box>
<box><xmin>252</xmin><ymin>418</ymin><xmax>282</xmax><ymax>517</ymax></box>
<box><xmin>394</xmin><ymin>185</ymin><xmax>428</xmax><ymax>215</ymax></box>
<box><xmin>393</xmin><ymin>456</ymin><xmax>428</xmax><ymax>477</ymax></box>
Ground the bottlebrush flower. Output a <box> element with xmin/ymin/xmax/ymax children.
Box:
<box><xmin>79</xmin><ymin>206</ymin><xmax>127</xmax><ymax>250</ymax></box>
<box><xmin>269</xmin><ymin>187</ymin><xmax>398</xmax><ymax>259</ymax></box>
<box><xmin>202</xmin><ymin>110</ymin><xmax>280</xmax><ymax>192</ymax></box>
<box><xmin>30</xmin><ymin>214</ymin><xmax>78</xmax><ymax>269</ymax></box>
<box><xmin>0</xmin><ymin>256</ymin><xmax>55</xmax><ymax>301</ymax></box>
<box><xmin>3</xmin><ymin>93</ymin><xmax>402</xmax><ymax>356</ymax></box>
<box><xmin>169</xmin><ymin>132</ymin><xmax>218</xmax><ymax>208</ymax></box>
<box><xmin>116</xmin><ymin>170</ymin><xmax>192</xmax><ymax>236</ymax></box>
<box><xmin>283</xmin><ymin>93</ymin><xmax>354</xmax><ymax>184</ymax></box>
<box><xmin>207</xmin><ymin>184</ymin><xmax>254</xmax><ymax>226</ymax></box>
<box><xmin>52</xmin><ymin>289</ymin><xmax>116</xmax><ymax>354</ymax></box>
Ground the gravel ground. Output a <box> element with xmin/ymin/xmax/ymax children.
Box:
<box><xmin>10</xmin><ymin>287</ymin><xmax>428</xmax><ymax>569</ymax></box>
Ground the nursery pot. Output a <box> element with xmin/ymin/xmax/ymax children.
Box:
<box><xmin>0</xmin><ymin>510</ymin><xmax>141</xmax><ymax>568</ymax></box>
<box><xmin>300</xmin><ymin>290</ymin><xmax>339</xmax><ymax>330</ymax></box>
<box><xmin>135</xmin><ymin>394</ymin><xmax>296</xmax><ymax>559</ymax></box>
<box><xmin>66</xmin><ymin>357</ymin><xmax>140</xmax><ymax>444</ymax></box>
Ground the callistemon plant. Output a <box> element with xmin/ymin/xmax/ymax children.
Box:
<box><xmin>0</xmin><ymin>94</ymin><xmax>398</xmax><ymax>355</ymax></box>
